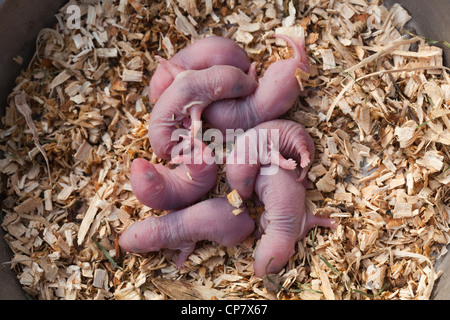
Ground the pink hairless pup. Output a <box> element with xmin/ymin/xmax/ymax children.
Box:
<box><xmin>148</xmin><ymin>60</ymin><xmax>258</xmax><ymax>160</ymax></box>
<box><xmin>130</xmin><ymin>137</ymin><xmax>217</xmax><ymax>211</ymax></box>
<box><xmin>226</xmin><ymin>119</ymin><xmax>315</xmax><ymax>200</ymax></box>
<box><xmin>119</xmin><ymin>197</ymin><xmax>255</xmax><ymax>269</ymax></box>
<box><xmin>252</xmin><ymin>166</ymin><xmax>337</xmax><ymax>277</ymax></box>
<box><xmin>149</xmin><ymin>36</ymin><xmax>252</xmax><ymax>103</ymax></box>
<box><xmin>202</xmin><ymin>34</ymin><xmax>310</xmax><ymax>133</ymax></box>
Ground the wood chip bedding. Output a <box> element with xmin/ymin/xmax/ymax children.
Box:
<box><xmin>0</xmin><ymin>0</ymin><xmax>449</xmax><ymax>300</ymax></box>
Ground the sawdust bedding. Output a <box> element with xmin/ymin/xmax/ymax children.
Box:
<box><xmin>1</xmin><ymin>0</ymin><xmax>449</xmax><ymax>300</ymax></box>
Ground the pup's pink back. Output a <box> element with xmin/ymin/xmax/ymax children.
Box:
<box><xmin>253</xmin><ymin>166</ymin><xmax>337</xmax><ymax>277</ymax></box>
<box><xmin>253</xmin><ymin>167</ymin><xmax>306</xmax><ymax>276</ymax></box>
<box><xmin>203</xmin><ymin>35</ymin><xmax>310</xmax><ymax>133</ymax></box>
<box><xmin>248</xmin><ymin>35</ymin><xmax>309</xmax><ymax>122</ymax></box>
<box><xmin>148</xmin><ymin>65</ymin><xmax>258</xmax><ymax>160</ymax></box>
<box><xmin>119</xmin><ymin>198</ymin><xmax>255</xmax><ymax>267</ymax></box>
<box><xmin>130</xmin><ymin>138</ymin><xmax>217</xmax><ymax>210</ymax></box>
<box><xmin>149</xmin><ymin>36</ymin><xmax>251</xmax><ymax>103</ymax></box>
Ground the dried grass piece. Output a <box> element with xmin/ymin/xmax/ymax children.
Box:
<box><xmin>77</xmin><ymin>194</ymin><xmax>101</xmax><ymax>246</ymax></box>
<box><xmin>49</xmin><ymin>70</ymin><xmax>72</xmax><ymax>91</ymax></box>
<box><xmin>14</xmin><ymin>92</ymin><xmax>52</xmax><ymax>184</ymax></box>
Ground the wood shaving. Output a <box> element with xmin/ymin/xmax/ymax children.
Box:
<box><xmin>1</xmin><ymin>0</ymin><xmax>449</xmax><ymax>300</ymax></box>
<box><xmin>227</xmin><ymin>189</ymin><xmax>243</xmax><ymax>210</ymax></box>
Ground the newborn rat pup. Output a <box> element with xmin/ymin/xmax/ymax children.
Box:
<box><xmin>130</xmin><ymin>137</ymin><xmax>217</xmax><ymax>210</ymax></box>
<box><xmin>203</xmin><ymin>34</ymin><xmax>310</xmax><ymax>133</ymax></box>
<box><xmin>119</xmin><ymin>197</ymin><xmax>255</xmax><ymax>269</ymax></box>
<box><xmin>252</xmin><ymin>166</ymin><xmax>337</xmax><ymax>277</ymax></box>
<box><xmin>226</xmin><ymin>119</ymin><xmax>315</xmax><ymax>200</ymax></box>
<box><xmin>149</xmin><ymin>36</ymin><xmax>252</xmax><ymax>103</ymax></box>
<box><xmin>148</xmin><ymin>60</ymin><xmax>258</xmax><ymax>160</ymax></box>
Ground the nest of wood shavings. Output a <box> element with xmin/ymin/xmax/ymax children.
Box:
<box><xmin>1</xmin><ymin>0</ymin><xmax>449</xmax><ymax>300</ymax></box>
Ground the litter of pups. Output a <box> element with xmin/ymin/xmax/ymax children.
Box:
<box><xmin>1</xmin><ymin>0</ymin><xmax>449</xmax><ymax>300</ymax></box>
